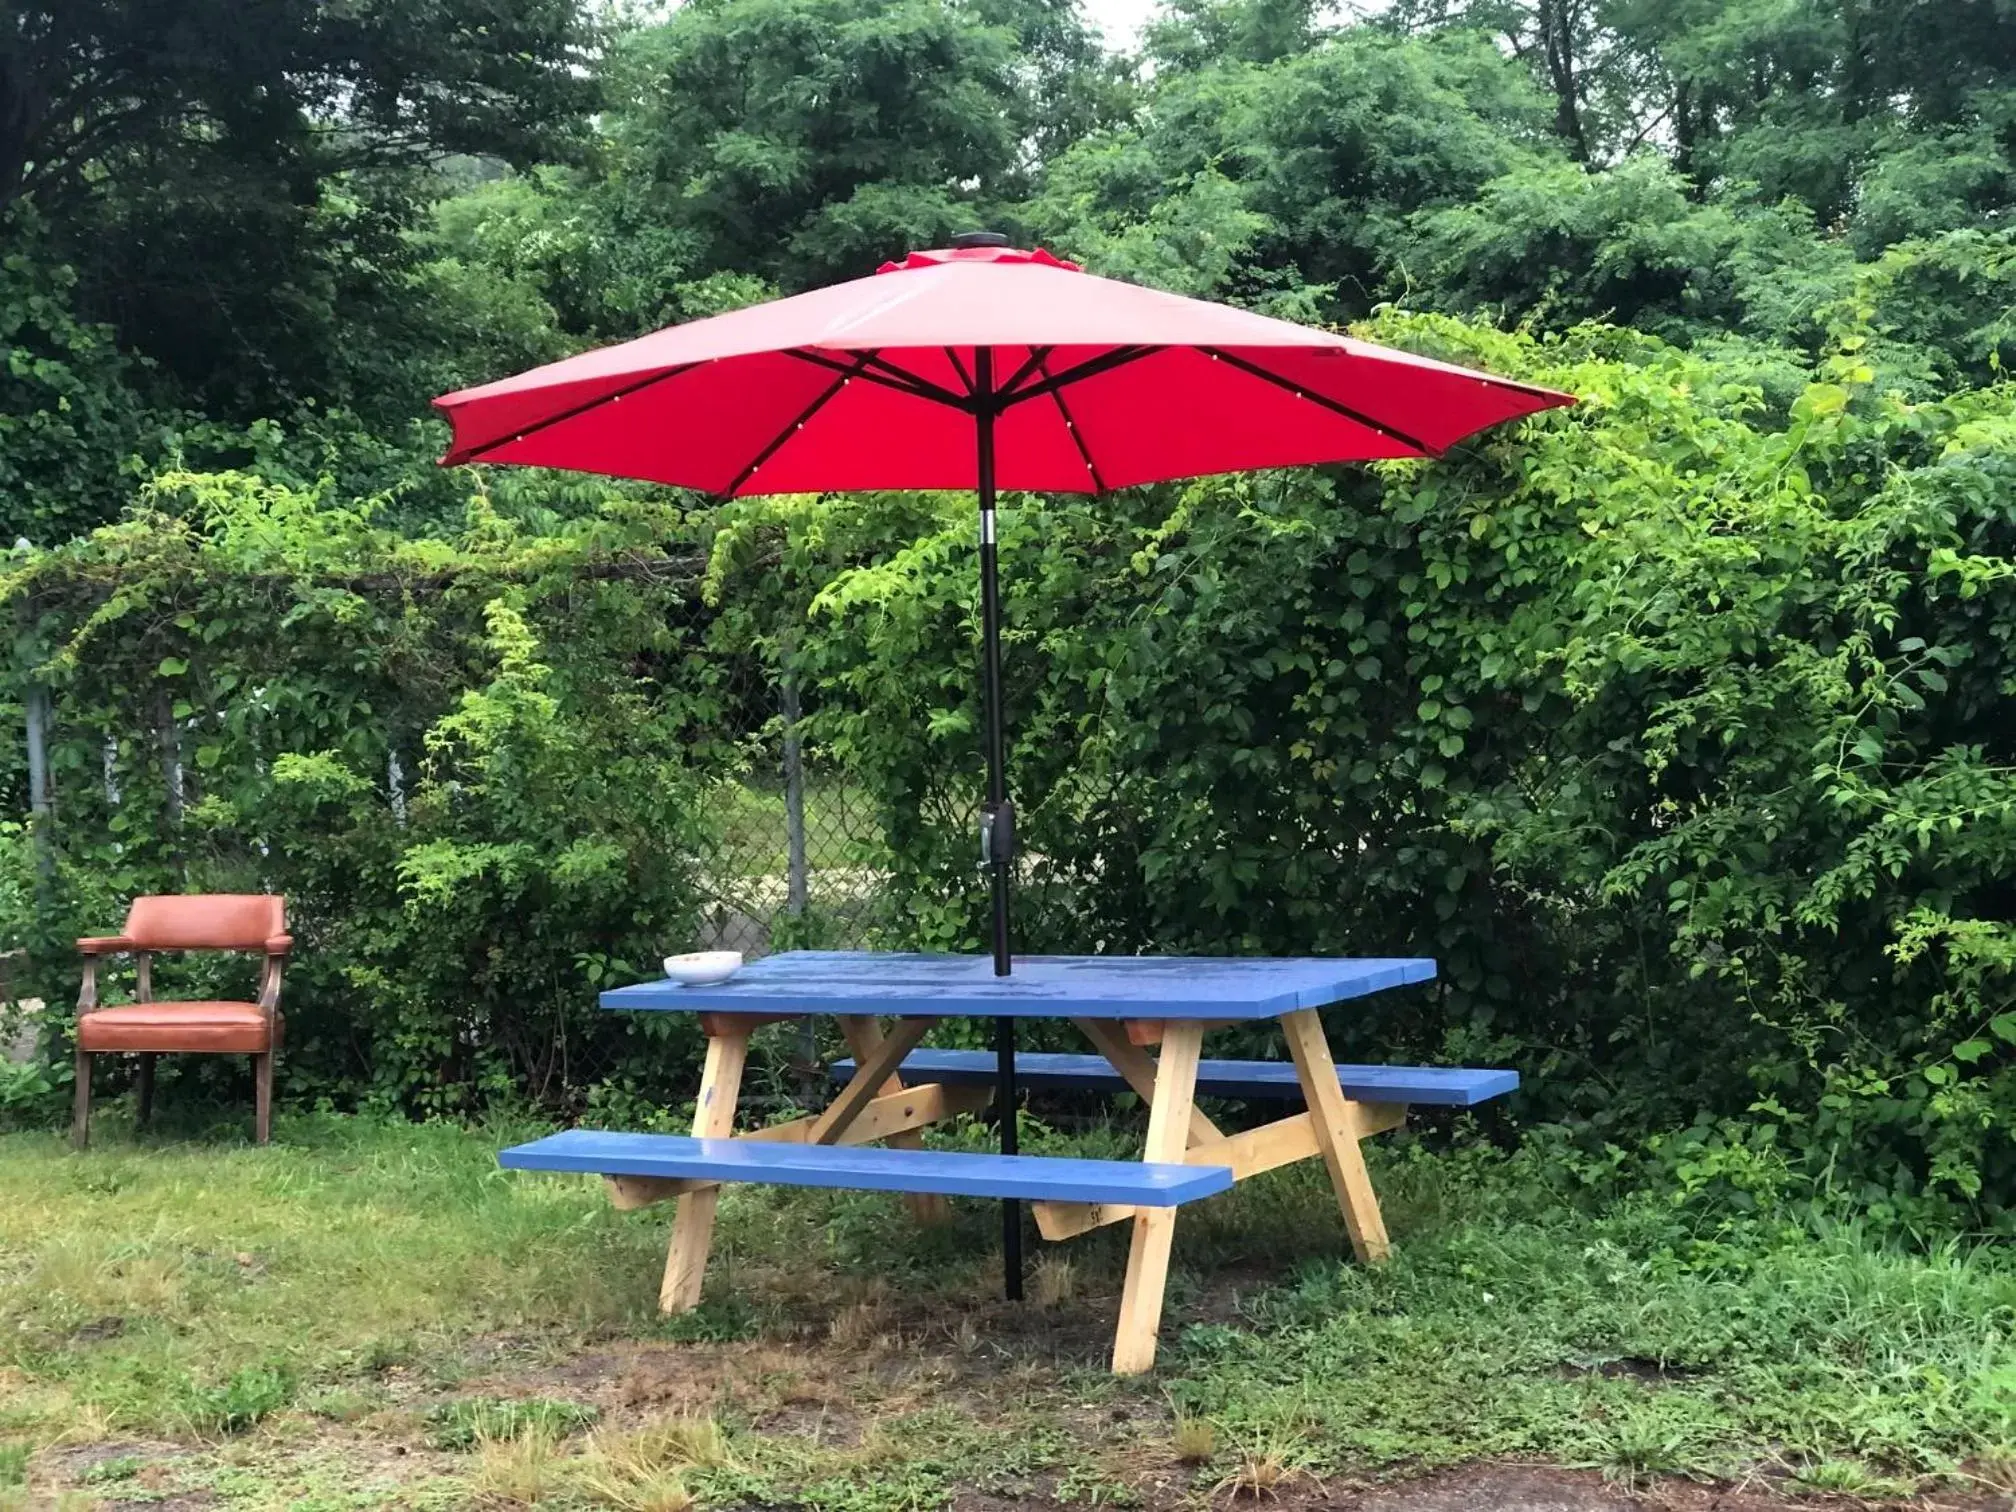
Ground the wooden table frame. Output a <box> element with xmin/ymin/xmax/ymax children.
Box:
<box><xmin>614</xmin><ymin>1006</ymin><xmax>1400</xmax><ymax>1374</ymax></box>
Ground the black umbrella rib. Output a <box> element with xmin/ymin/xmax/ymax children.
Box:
<box><xmin>452</xmin><ymin>362</ymin><xmax>706</xmax><ymax>462</ymax></box>
<box><xmin>1035</xmin><ymin>354</ymin><xmax>1107</xmax><ymax>493</ymax></box>
<box><xmin>719</xmin><ymin>355</ymin><xmax>873</xmax><ymax>496</ymax></box>
<box><xmin>943</xmin><ymin>346</ymin><xmax>975</xmax><ymax>396</ymax></box>
<box><xmin>1200</xmin><ymin>347</ymin><xmax>1436</xmax><ymax>455</ymax></box>
<box><xmin>999</xmin><ymin>346</ymin><xmax>1155</xmax><ymax>408</ymax></box>
<box><xmin>786</xmin><ymin>348</ymin><xmax>972</xmax><ymax>410</ymax></box>
<box><xmin>859</xmin><ymin>352</ymin><xmax>975</xmax><ymax>408</ymax></box>
<box><xmin>995</xmin><ymin>346</ymin><xmax>1054</xmax><ymax>403</ymax></box>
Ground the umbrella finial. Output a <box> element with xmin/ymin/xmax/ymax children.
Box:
<box><xmin>951</xmin><ymin>230</ymin><xmax>1011</xmax><ymax>249</ymax></box>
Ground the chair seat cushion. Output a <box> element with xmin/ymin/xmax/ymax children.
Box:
<box><xmin>78</xmin><ymin>1002</ymin><xmax>273</xmax><ymax>1053</ymax></box>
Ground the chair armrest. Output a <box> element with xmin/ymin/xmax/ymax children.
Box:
<box><xmin>265</xmin><ymin>934</ymin><xmax>292</xmax><ymax>956</ymax></box>
<box><xmin>78</xmin><ymin>935</ymin><xmax>135</xmax><ymax>955</ymax></box>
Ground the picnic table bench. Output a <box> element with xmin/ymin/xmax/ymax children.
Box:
<box><xmin>500</xmin><ymin>951</ymin><xmax>1516</xmax><ymax>1373</ymax></box>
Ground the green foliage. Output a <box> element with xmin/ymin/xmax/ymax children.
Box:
<box><xmin>193</xmin><ymin>1364</ymin><xmax>296</xmax><ymax>1435</ymax></box>
<box><xmin>756</xmin><ymin>311</ymin><xmax>2016</xmax><ymax>1226</ymax></box>
<box><xmin>1039</xmin><ymin>27</ymin><xmax>1549</xmax><ymax>313</ymax></box>
<box><xmin>428</xmin><ymin>1396</ymin><xmax>600</xmax><ymax>1450</ymax></box>
<box><xmin>8</xmin><ymin>0</ymin><xmax>2016</xmax><ymax>1229</ymax></box>
<box><xmin>601</xmin><ymin>0</ymin><xmax>1126</xmax><ymax>294</ymax></box>
<box><xmin>1</xmin><ymin>465</ymin><xmax>728</xmax><ymax>1113</ymax></box>
<box><xmin>0</xmin><ymin>220</ymin><xmax>169</xmax><ymax>543</ymax></box>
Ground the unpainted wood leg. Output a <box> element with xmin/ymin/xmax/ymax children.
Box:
<box><xmin>72</xmin><ymin>1049</ymin><xmax>92</xmax><ymax>1151</ymax></box>
<box><xmin>659</xmin><ymin>1028</ymin><xmax>751</xmax><ymax>1313</ymax></box>
<box><xmin>253</xmin><ymin>1053</ymin><xmax>274</xmax><ymax>1145</ymax></box>
<box><xmin>1280</xmin><ymin>1008</ymin><xmax>1390</xmax><ymax>1263</ymax></box>
<box><xmin>136</xmin><ymin>1055</ymin><xmax>155</xmax><ymax>1129</ymax></box>
<box><xmin>1073</xmin><ymin>1018</ymin><xmax>1223</xmax><ymax>1145</ymax></box>
<box><xmin>837</xmin><ymin>1015</ymin><xmax>949</xmax><ymax>1224</ymax></box>
<box><xmin>1111</xmin><ymin>1019</ymin><xmax>1204</xmax><ymax>1375</ymax></box>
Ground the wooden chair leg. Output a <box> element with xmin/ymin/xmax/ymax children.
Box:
<box><xmin>1111</xmin><ymin>1020</ymin><xmax>1204</xmax><ymax>1375</ymax></box>
<box><xmin>135</xmin><ymin>1055</ymin><xmax>155</xmax><ymax>1129</ymax></box>
<box><xmin>72</xmin><ymin>1049</ymin><xmax>92</xmax><ymax>1150</ymax></box>
<box><xmin>1280</xmin><ymin>1008</ymin><xmax>1390</xmax><ymax>1263</ymax></box>
<box><xmin>660</xmin><ymin>1028</ymin><xmax>751</xmax><ymax>1313</ymax></box>
<box><xmin>253</xmin><ymin>1053</ymin><xmax>274</xmax><ymax>1145</ymax></box>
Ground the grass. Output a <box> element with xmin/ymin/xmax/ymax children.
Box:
<box><xmin>1</xmin><ymin>1106</ymin><xmax>2013</xmax><ymax>1507</ymax></box>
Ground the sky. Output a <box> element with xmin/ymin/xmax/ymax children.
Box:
<box><xmin>1079</xmin><ymin>0</ymin><xmax>1381</xmax><ymax>55</ymax></box>
<box><xmin>1084</xmin><ymin>0</ymin><xmax>1162</xmax><ymax>50</ymax></box>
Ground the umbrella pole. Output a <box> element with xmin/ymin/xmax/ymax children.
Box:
<box><xmin>975</xmin><ymin>349</ymin><xmax>1022</xmax><ymax>1302</ymax></box>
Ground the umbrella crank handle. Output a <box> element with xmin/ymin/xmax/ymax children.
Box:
<box><xmin>979</xmin><ymin>799</ymin><xmax>1016</xmax><ymax>868</ymax></box>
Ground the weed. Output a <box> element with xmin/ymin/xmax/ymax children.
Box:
<box><xmin>1789</xmin><ymin>1457</ymin><xmax>1916</xmax><ymax>1498</ymax></box>
<box><xmin>77</xmin><ymin>1454</ymin><xmax>142</xmax><ymax>1484</ymax></box>
<box><xmin>472</xmin><ymin>1423</ymin><xmax>566</xmax><ymax>1505</ymax></box>
<box><xmin>0</xmin><ymin>1445</ymin><xmax>23</xmax><ymax>1486</ymax></box>
<box><xmin>1210</xmin><ymin>1424</ymin><xmax>1315</xmax><ymax>1500</ymax></box>
<box><xmin>193</xmin><ymin>1363</ymin><xmax>295</xmax><ymax>1434</ymax></box>
<box><xmin>613</xmin><ymin>1413</ymin><xmax>737</xmax><ymax>1473</ymax></box>
<box><xmin>574</xmin><ymin>1415</ymin><xmax>735</xmax><ymax>1511</ymax></box>
<box><xmin>1577</xmin><ymin>1396</ymin><xmax>1721</xmax><ymax>1487</ymax></box>
<box><xmin>1056</xmin><ymin>1465</ymin><xmax>1142</xmax><ymax>1506</ymax></box>
<box><xmin>1032</xmin><ymin>1254</ymin><xmax>1078</xmax><ymax>1307</ymax></box>
<box><xmin>828</xmin><ymin>1299</ymin><xmax>888</xmax><ymax>1351</ymax></box>
<box><xmin>1171</xmin><ymin>1414</ymin><xmax>1217</xmax><ymax>1465</ymax></box>
<box><xmin>429</xmin><ymin>1396</ymin><xmax>600</xmax><ymax>1451</ymax></box>
<box><xmin>578</xmin><ymin>1461</ymin><xmax>696</xmax><ymax>1512</ymax></box>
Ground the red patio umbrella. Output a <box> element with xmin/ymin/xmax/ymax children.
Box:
<box><xmin>435</xmin><ymin>233</ymin><xmax>1575</xmax><ymax>1295</ymax></box>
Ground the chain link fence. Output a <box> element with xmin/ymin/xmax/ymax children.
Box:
<box><xmin>693</xmin><ymin>673</ymin><xmax>888</xmax><ymax>959</ymax></box>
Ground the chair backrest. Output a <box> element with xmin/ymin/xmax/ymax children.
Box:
<box><xmin>124</xmin><ymin>894</ymin><xmax>284</xmax><ymax>951</ymax></box>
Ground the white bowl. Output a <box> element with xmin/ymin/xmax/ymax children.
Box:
<box><xmin>663</xmin><ymin>950</ymin><xmax>744</xmax><ymax>987</ymax></box>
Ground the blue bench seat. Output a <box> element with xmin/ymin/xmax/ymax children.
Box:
<box><xmin>832</xmin><ymin>1051</ymin><xmax>1517</xmax><ymax>1107</ymax></box>
<box><xmin>500</xmin><ymin>1129</ymin><xmax>1234</xmax><ymax>1205</ymax></box>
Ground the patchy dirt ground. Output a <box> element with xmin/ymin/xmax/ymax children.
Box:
<box><xmin>9</xmin><ymin>1121</ymin><xmax>2012</xmax><ymax>1511</ymax></box>
<box><xmin>18</xmin><ymin>1323</ymin><xmax>2016</xmax><ymax>1510</ymax></box>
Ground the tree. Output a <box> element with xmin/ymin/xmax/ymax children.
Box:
<box><xmin>1038</xmin><ymin>27</ymin><xmax>1554</xmax><ymax>314</ymax></box>
<box><xmin>600</xmin><ymin>0</ymin><xmax>1127</xmax><ymax>292</ymax></box>
<box><xmin>0</xmin><ymin>0</ymin><xmax>596</xmax><ymax>213</ymax></box>
<box><xmin>0</xmin><ymin>0</ymin><xmax>599</xmax><ymax>425</ymax></box>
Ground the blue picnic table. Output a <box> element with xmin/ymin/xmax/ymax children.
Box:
<box><xmin>502</xmin><ymin>950</ymin><xmax>1513</xmax><ymax>1374</ymax></box>
<box><xmin>598</xmin><ymin>950</ymin><xmax>1438</xmax><ymax>1018</ymax></box>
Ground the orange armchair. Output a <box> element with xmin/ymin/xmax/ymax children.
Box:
<box><xmin>73</xmin><ymin>894</ymin><xmax>289</xmax><ymax>1148</ymax></box>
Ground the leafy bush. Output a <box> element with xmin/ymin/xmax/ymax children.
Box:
<box><xmin>9</xmin><ymin>299</ymin><xmax>2016</xmax><ymax>1228</ymax></box>
<box><xmin>2</xmin><ymin>466</ymin><xmax>730</xmax><ymax>1113</ymax></box>
<box><xmin>750</xmin><ymin>309</ymin><xmax>2016</xmax><ymax>1228</ymax></box>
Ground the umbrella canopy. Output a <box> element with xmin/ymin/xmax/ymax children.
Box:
<box><xmin>435</xmin><ymin>235</ymin><xmax>1575</xmax><ymax>1301</ymax></box>
<box><xmin>436</xmin><ymin>242</ymin><xmax>1572</xmax><ymax>494</ymax></box>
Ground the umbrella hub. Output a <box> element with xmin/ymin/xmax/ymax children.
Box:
<box><xmin>878</xmin><ymin>244</ymin><xmax>1081</xmax><ymax>274</ymax></box>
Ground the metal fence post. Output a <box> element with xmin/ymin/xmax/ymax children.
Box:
<box><xmin>14</xmin><ymin>553</ymin><xmax>54</xmax><ymax>885</ymax></box>
<box><xmin>23</xmin><ymin>681</ymin><xmax>51</xmax><ymax>881</ymax></box>
<box><xmin>782</xmin><ymin>665</ymin><xmax>809</xmax><ymax>922</ymax></box>
<box><xmin>782</xmin><ymin>657</ymin><xmax>818</xmax><ymax>1099</ymax></box>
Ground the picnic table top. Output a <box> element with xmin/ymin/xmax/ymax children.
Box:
<box><xmin>599</xmin><ymin>950</ymin><xmax>1436</xmax><ymax>1020</ymax></box>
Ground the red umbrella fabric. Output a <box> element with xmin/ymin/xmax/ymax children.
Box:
<box><xmin>434</xmin><ymin>243</ymin><xmax>1572</xmax><ymax>493</ymax></box>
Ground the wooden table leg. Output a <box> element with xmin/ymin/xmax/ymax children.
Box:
<box><xmin>1031</xmin><ymin>1021</ymin><xmax>1225</xmax><ymax>1243</ymax></box>
<box><xmin>659</xmin><ymin>1024</ymin><xmax>752</xmax><ymax>1313</ymax></box>
<box><xmin>1280</xmin><ymin>1008</ymin><xmax>1391</xmax><ymax>1264</ymax></box>
<box><xmin>835</xmin><ymin>1015</ymin><xmax>949</xmax><ymax>1224</ymax></box>
<box><xmin>1111</xmin><ymin>1019</ymin><xmax>1204</xmax><ymax>1375</ymax></box>
<box><xmin>1073</xmin><ymin>1018</ymin><xmax>1223</xmax><ymax>1145</ymax></box>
